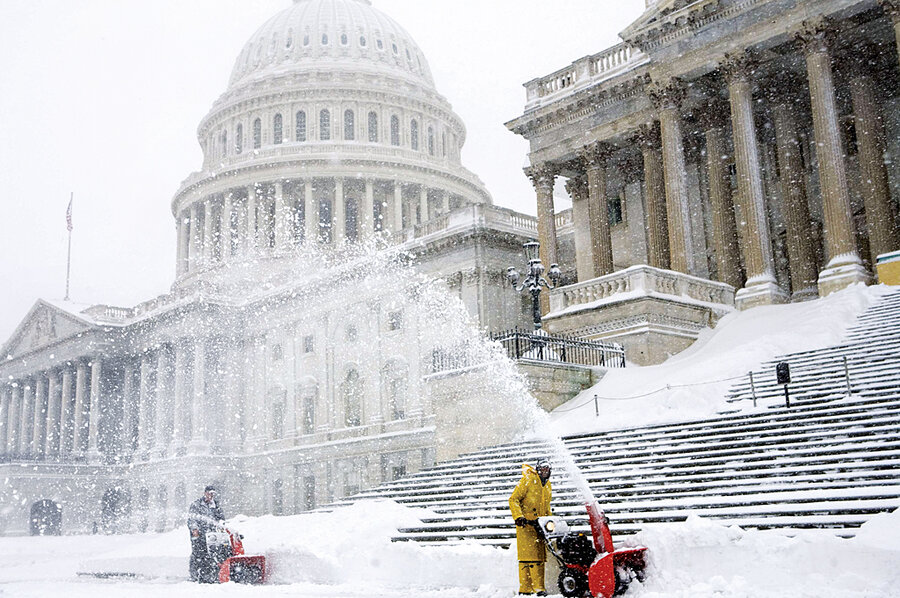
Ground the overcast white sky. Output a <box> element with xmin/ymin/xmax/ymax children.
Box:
<box><xmin>0</xmin><ymin>0</ymin><xmax>646</xmax><ymax>342</ymax></box>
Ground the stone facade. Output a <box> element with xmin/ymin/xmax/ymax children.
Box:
<box><xmin>0</xmin><ymin>0</ymin><xmax>537</xmax><ymax>536</ymax></box>
<box><xmin>508</xmin><ymin>0</ymin><xmax>900</xmax><ymax>352</ymax></box>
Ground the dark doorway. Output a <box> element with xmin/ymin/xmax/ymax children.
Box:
<box><xmin>30</xmin><ymin>499</ymin><xmax>62</xmax><ymax>536</ymax></box>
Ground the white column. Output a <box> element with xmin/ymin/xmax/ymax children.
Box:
<box><xmin>44</xmin><ymin>371</ymin><xmax>59</xmax><ymax>458</ymax></box>
<box><xmin>393</xmin><ymin>181</ymin><xmax>404</xmax><ymax>233</ymax></box>
<box><xmin>170</xmin><ymin>342</ymin><xmax>187</xmax><ymax>453</ymax></box>
<box><xmin>86</xmin><ymin>357</ymin><xmax>103</xmax><ymax>461</ymax></box>
<box><xmin>176</xmin><ymin>215</ymin><xmax>186</xmax><ymax>276</ymax></box>
<box><xmin>305</xmin><ymin>181</ymin><xmax>317</xmax><ymax>243</ymax></box>
<box><xmin>0</xmin><ymin>386</ymin><xmax>9</xmax><ymax>454</ymax></box>
<box><xmin>59</xmin><ymin>367</ymin><xmax>73</xmax><ymax>457</ymax></box>
<box><xmin>189</xmin><ymin>203</ymin><xmax>201</xmax><ymax>271</ymax></box>
<box><xmin>221</xmin><ymin>193</ymin><xmax>233</xmax><ymax>261</ymax></box>
<box><xmin>274</xmin><ymin>181</ymin><xmax>289</xmax><ymax>249</ymax></box>
<box><xmin>418</xmin><ymin>185</ymin><xmax>428</xmax><ymax>224</ymax></box>
<box><xmin>19</xmin><ymin>382</ymin><xmax>34</xmax><ymax>456</ymax></box>
<box><xmin>72</xmin><ymin>361</ymin><xmax>87</xmax><ymax>455</ymax></box>
<box><xmin>246</xmin><ymin>186</ymin><xmax>258</xmax><ymax>251</ymax></box>
<box><xmin>189</xmin><ymin>339</ymin><xmax>209</xmax><ymax>453</ymax></box>
<box><xmin>203</xmin><ymin>200</ymin><xmax>214</xmax><ymax>263</ymax></box>
<box><xmin>6</xmin><ymin>385</ymin><xmax>20</xmax><ymax>455</ymax></box>
<box><xmin>121</xmin><ymin>361</ymin><xmax>136</xmax><ymax>453</ymax></box>
<box><xmin>137</xmin><ymin>353</ymin><xmax>152</xmax><ymax>455</ymax></box>
<box><xmin>334</xmin><ymin>178</ymin><xmax>345</xmax><ymax>246</ymax></box>
<box><xmin>154</xmin><ymin>346</ymin><xmax>170</xmax><ymax>456</ymax></box>
<box><xmin>32</xmin><ymin>377</ymin><xmax>46</xmax><ymax>458</ymax></box>
<box><xmin>362</xmin><ymin>178</ymin><xmax>375</xmax><ymax>243</ymax></box>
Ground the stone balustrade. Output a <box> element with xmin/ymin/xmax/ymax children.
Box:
<box><xmin>525</xmin><ymin>42</ymin><xmax>647</xmax><ymax>110</ymax></box>
<box><xmin>550</xmin><ymin>264</ymin><xmax>736</xmax><ymax>313</ymax></box>
<box><xmin>396</xmin><ymin>203</ymin><xmax>538</xmax><ymax>243</ymax></box>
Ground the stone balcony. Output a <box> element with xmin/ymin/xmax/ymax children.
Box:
<box><xmin>544</xmin><ymin>265</ymin><xmax>735</xmax><ymax>365</ymax></box>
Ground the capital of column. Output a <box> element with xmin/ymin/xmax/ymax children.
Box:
<box><xmin>526</xmin><ymin>164</ymin><xmax>559</xmax><ymax>192</ymax></box>
<box><xmin>564</xmin><ymin>175</ymin><xmax>589</xmax><ymax>202</ymax></box>
<box><xmin>719</xmin><ymin>51</ymin><xmax>760</xmax><ymax>86</ymax></box>
<box><xmin>647</xmin><ymin>77</ymin><xmax>686</xmax><ymax>111</ymax></box>
<box><xmin>633</xmin><ymin>122</ymin><xmax>661</xmax><ymax>151</ymax></box>
<box><xmin>578</xmin><ymin>142</ymin><xmax>614</xmax><ymax>171</ymax></box>
<box><xmin>794</xmin><ymin>17</ymin><xmax>836</xmax><ymax>55</ymax></box>
<box><xmin>879</xmin><ymin>0</ymin><xmax>900</xmax><ymax>24</ymax></box>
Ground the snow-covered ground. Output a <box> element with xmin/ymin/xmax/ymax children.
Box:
<box><xmin>3</xmin><ymin>283</ymin><xmax>899</xmax><ymax>597</ymax></box>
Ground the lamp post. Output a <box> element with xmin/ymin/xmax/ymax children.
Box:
<box><xmin>506</xmin><ymin>241</ymin><xmax>562</xmax><ymax>330</ymax></box>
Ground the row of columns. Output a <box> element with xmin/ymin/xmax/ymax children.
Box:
<box><xmin>176</xmin><ymin>179</ymin><xmax>454</xmax><ymax>276</ymax></box>
<box><xmin>530</xmin><ymin>17</ymin><xmax>898</xmax><ymax>306</ymax></box>
<box><xmin>0</xmin><ymin>359</ymin><xmax>103</xmax><ymax>461</ymax></box>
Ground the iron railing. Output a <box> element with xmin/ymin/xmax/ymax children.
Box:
<box><xmin>491</xmin><ymin>329</ymin><xmax>625</xmax><ymax>368</ymax></box>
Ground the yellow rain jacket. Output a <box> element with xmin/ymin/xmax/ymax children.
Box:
<box><xmin>509</xmin><ymin>463</ymin><xmax>553</xmax><ymax>562</ymax></box>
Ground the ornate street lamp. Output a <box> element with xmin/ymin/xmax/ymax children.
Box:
<box><xmin>506</xmin><ymin>241</ymin><xmax>562</xmax><ymax>330</ymax></box>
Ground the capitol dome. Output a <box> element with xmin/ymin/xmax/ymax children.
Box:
<box><xmin>228</xmin><ymin>0</ymin><xmax>435</xmax><ymax>92</ymax></box>
<box><xmin>171</xmin><ymin>0</ymin><xmax>492</xmax><ymax>291</ymax></box>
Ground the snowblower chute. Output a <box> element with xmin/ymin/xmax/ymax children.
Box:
<box><xmin>205</xmin><ymin>526</ymin><xmax>266</xmax><ymax>584</ymax></box>
<box><xmin>537</xmin><ymin>501</ymin><xmax>646</xmax><ymax>597</ymax></box>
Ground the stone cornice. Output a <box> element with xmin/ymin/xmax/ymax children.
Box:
<box><xmin>623</xmin><ymin>0</ymin><xmax>763</xmax><ymax>53</ymax></box>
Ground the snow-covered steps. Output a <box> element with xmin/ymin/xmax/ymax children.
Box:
<box><xmin>373</xmin><ymin>289</ymin><xmax>900</xmax><ymax>545</ymax></box>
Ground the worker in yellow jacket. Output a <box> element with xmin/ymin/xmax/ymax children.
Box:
<box><xmin>509</xmin><ymin>458</ymin><xmax>552</xmax><ymax>595</ymax></box>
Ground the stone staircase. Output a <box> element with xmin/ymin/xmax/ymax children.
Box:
<box><xmin>349</xmin><ymin>288</ymin><xmax>900</xmax><ymax>546</ymax></box>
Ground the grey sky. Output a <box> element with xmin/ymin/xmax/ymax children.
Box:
<box><xmin>0</xmin><ymin>0</ymin><xmax>645</xmax><ymax>342</ymax></box>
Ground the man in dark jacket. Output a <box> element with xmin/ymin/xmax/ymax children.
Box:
<box><xmin>187</xmin><ymin>485</ymin><xmax>225</xmax><ymax>583</ymax></box>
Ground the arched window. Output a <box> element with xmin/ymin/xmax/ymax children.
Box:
<box><xmin>320</xmin><ymin>109</ymin><xmax>331</xmax><ymax>141</ymax></box>
<box><xmin>269</xmin><ymin>387</ymin><xmax>286</xmax><ymax>440</ymax></box>
<box><xmin>253</xmin><ymin>118</ymin><xmax>262</xmax><ymax>149</ymax></box>
<box><xmin>368</xmin><ymin>111</ymin><xmax>378</xmax><ymax>143</ymax></box>
<box><xmin>390</xmin><ymin>115</ymin><xmax>400</xmax><ymax>146</ymax></box>
<box><xmin>381</xmin><ymin>361</ymin><xmax>408</xmax><ymax>421</ymax></box>
<box><xmin>221</xmin><ymin>130</ymin><xmax>228</xmax><ymax>158</ymax></box>
<box><xmin>427</xmin><ymin>126</ymin><xmax>434</xmax><ymax>156</ymax></box>
<box><xmin>344</xmin><ymin>109</ymin><xmax>355</xmax><ymax>141</ymax></box>
<box><xmin>235</xmin><ymin>123</ymin><xmax>243</xmax><ymax>154</ymax></box>
<box><xmin>321</xmin><ymin>33</ymin><xmax>329</xmax><ymax>46</ymax></box>
<box><xmin>303</xmin><ymin>33</ymin><xmax>310</xmax><ymax>47</ymax></box>
<box><xmin>296</xmin><ymin>110</ymin><xmax>307</xmax><ymax>142</ymax></box>
<box><xmin>273</xmin><ymin>113</ymin><xmax>283</xmax><ymax>145</ymax></box>
<box><xmin>343</xmin><ymin>368</ymin><xmax>362</xmax><ymax>427</ymax></box>
<box><xmin>286</xmin><ymin>29</ymin><xmax>293</xmax><ymax>49</ymax></box>
<box><xmin>359</xmin><ymin>35</ymin><xmax>367</xmax><ymax>47</ymax></box>
<box><xmin>340</xmin><ymin>33</ymin><xmax>348</xmax><ymax>46</ymax></box>
<box><xmin>410</xmin><ymin>119</ymin><xmax>419</xmax><ymax>151</ymax></box>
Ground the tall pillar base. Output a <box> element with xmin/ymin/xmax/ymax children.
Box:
<box><xmin>817</xmin><ymin>258</ymin><xmax>873</xmax><ymax>296</ymax></box>
<box><xmin>734</xmin><ymin>277</ymin><xmax>789</xmax><ymax>310</ymax></box>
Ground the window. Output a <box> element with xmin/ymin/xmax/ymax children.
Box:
<box><xmin>359</xmin><ymin>35</ymin><xmax>367</xmax><ymax>47</ymax></box>
<box><xmin>427</xmin><ymin>126</ymin><xmax>434</xmax><ymax>156</ymax></box>
<box><xmin>368</xmin><ymin>112</ymin><xmax>378</xmax><ymax>143</ymax></box>
<box><xmin>410</xmin><ymin>120</ymin><xmax>419</xmax><ymax>151</ymax></box>
<box><xmin>286</xmin><ymin>29</ymin><xmax>293</xmax><ymax>48</ymax></box>
<box><xmin>296</xmin><ymin>111</ymin><xmax>306</xmax><ymax>142</ymax></box>
<box><xmin>340</xmin><ymin>33</ymin><xmax>348</xmax><ymax>46</ymax></box>
<box><xmin>390</xmin><ymin>115</ymin><xmax>400</xmax><ymax>146</ymax></box>
<box><xmin>236</xmin><ymin>123</ymin><xmax>243</xmax><ymax>154</ymax></box>
<box><xmin>299</xmin><ymin>385</ymin><xmax>317</xmax><ymax>435</ymax></box>
<box><xmin>344</xmin><ymin>109</ymin><xmax>355</xmax><ymax>141</ymax></box>
<box><xmin>320</xmin><ymin>109</ymin><xmax>331</xmax><ymax>141</ymax></box>
<box><xmin>303</xmin><ymin>34</ymin><xmax>310</xmax><ymax>47</ymax></box>
<box><xmin>382</xmin><ymin>361</ymin><xmax>408</xmax><ymax>421</ymax></box>
<box><xmin>346</xmin><ymin>325</ymin><xmax>358</xmax><ymax>342</ymax></box>
<box><xmin>391</xmin><ymin>42</ymin><xmax>398</xmax><ymax>55</ymax></box>
<box><xmin>608</xmin><ymin>195</ymin><xmax>624</xmax><ymax>226</ymax></box>
<box><xmin>221</xmin><ymin>130</ymin><xmax>228</xmax><ymax>158</ymax></box>
<box><xmin>272</xmin><ymin>344</ymin><xmax>283</xmax><ymax>361</ymax></box>
<box><xmin>303</xmin><ymin>335</ymin><xmax>314</xmax><ymax>353</ymax></box>
<box><xmin>388</xmin><ymin>310</ymin><xmax>403</xmax><ymax>331</ymax></box>
<box><xmin>321</xmin><ymin>33</ymin><xmax>329</xmax><ymax>46</ymax></box>
<box><xmin>253</xmin><ymin>118</ymin><xmax>262</xmax><ymax>149</ymax></box>
<box><xmin>273</xmin><ymin>113</ymin><xmax>283</xmax><ymax>145</ymax></box>
<box><xmin>343</xmin><ymin>369</ymin><xmax>362</xmax><ymax>427</ymax></box>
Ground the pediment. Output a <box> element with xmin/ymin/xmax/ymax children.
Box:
<box><xmin>621</xmin><ymin>0</ymin><xmax>725</xmax><ymax>44</ymax></box>
<box><xmin>1</xmin><ymin>300</ymin><xmax>95</xmax><ymax>360</ymax></box>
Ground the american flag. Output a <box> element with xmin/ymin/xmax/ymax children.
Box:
<box><xmin>66</xmin><ymin>196</ymin><xmax>73</xmax><ymax>232</ymax></box>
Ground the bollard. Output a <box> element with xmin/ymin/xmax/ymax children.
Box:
<box><xmin>749</xmin><ymin>371</ymin><xmax>757</xmax><ymax>407</ymax></box>
<box><xmin>776</xmin><ymin>362</ymin><xmax>791</xmax><ymax>408</ymax></box>
<box><xmin>594</xmin><ymin>394</ymin><xmax>599</xmax><ymax>417</ymax></box>
<box><xmin>843</xmin><ymin>355</ymin><xmax>852</xmax><ymax>396</ymax></box>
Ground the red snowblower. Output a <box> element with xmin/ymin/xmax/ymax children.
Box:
<box><xmin>536</xmin><ymin>501</ymin><xmax>647</xmax><ymax>597</ymax></box>
<box><xmin>205</xmin><ymin>525</ymin><xmax>267</xmax><ymax>584</ymax></box>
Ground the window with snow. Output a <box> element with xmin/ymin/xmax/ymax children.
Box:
<box><xmin>320</xmin><ymin>109</ymin><xmax>331</xmax><ymax>141</ymax></box>
<box><xmin>235</xmin><ymin>123</ymin><xmax>243</xmax><ymax>154</ymax></box>
<box><xmin>410</xmin><ymin>120</ymin><xmax>419</xmax><ymax>151</ymax></box>
<box><xmin>253</xmin><ymin>118</ymin><xmax>262</xmax><ymax>149</ymax></box>
<box><xmin>390</xmin><ymin>115</ymin><xmax>400</xmax><ymax>146</ymax></box>
<box><xmin>344</xmin><ymin>109</ymin><xmax>355</xmax><ymax>141</ymax></box>
<box><xmin>296</xmin><ymin>110</ymin><xmax>307</xmax><ymax>142</ymax></box>
<box><xmin>368</xmin><ymin>111</ymin><xmax>378</xmax><ymax>143</ymax></box>
<box><xmin>273</xmin><ymin>113</ymin><xmax>283</xmax><ymax>145</ymax></box>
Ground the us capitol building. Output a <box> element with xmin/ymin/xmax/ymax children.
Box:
<box><xmin>2</xmin><ymin>0</ymin><xmax>899</xmax><ymax>535</ymax></box>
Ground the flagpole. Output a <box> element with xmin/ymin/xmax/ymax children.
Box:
<box><xmin>65</xmin><ymin>192</ymin><xmax>73</xmax><ymax>301</ymax></box>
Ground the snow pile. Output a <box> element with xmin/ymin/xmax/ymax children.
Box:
<box><xmin>0</xmin><ymin>500</ymin><xmax>897</xmax><ymax>597</ymax></box>
<box><xmin>549</xmin><ymin>283</ymin><xmax>889</xmax><ymax>437</ymax></box>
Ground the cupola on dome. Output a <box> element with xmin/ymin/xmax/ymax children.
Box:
<box><xmin>228</xmin><ymin>0</ymin><xmax>435</xmax><ymax>91</ymax></box>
